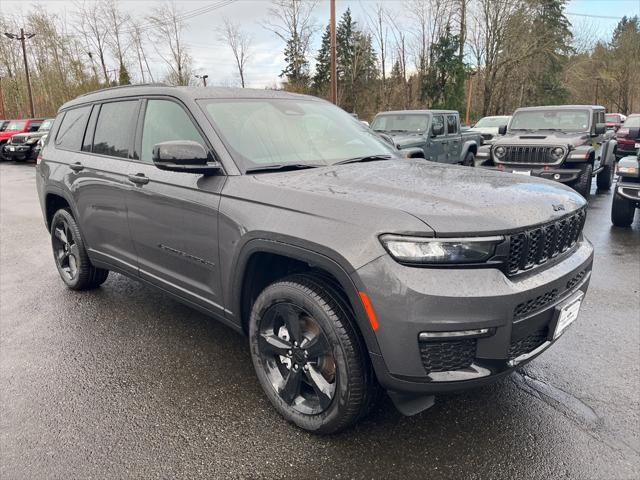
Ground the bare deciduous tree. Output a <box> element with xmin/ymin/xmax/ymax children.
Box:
<box><xmin>148</xmin><ymin>2</ymin><xmax>193</xmax><ymax>86</ymax></box>
<box><xmin>218</xmin><ymin>18</ymin><xmax>253</xmax><ymax>88</ymax></box>
<box><xmin>74</xmin><ymin>0</ymin><xmax>111</xmax><ymax>85</ymax></box>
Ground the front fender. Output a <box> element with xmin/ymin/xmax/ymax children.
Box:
<box><xmin>567</xmin><ymin>145</ymin><xmax>595</xmax><ymax>163</ymax></box>
<box><xmin>461</xmin><ymin>140</ymin><xmax>479</xmax><ymax>160</ymax></box>
<box><xmin>228</xmin><ymin>235</ymin><xmax>384</xmax><ymax>357</ymax></box>
<box><xmin>601</xmin><ymin>139</ymin><xmax>617</xmax><ymax>166</ymax></box>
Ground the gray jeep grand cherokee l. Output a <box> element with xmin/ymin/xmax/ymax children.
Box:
<box><xmin>36</xmin><ymin>85</ymin><xmax>593</xmax><ymax>434</ymax></box>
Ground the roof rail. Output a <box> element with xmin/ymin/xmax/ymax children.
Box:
<box><xmin>78</xmin><ymin>83</ymin><xmax>169</xmax><ymax>98</ymax></box>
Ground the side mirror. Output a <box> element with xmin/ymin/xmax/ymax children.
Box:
<box><xmin>431</xmin><ymin>123</ymin><xmax>444</xmax><ymax>137</ymax></box>
<box><xmin>594</xmin><ymin>123</ymin><xmax>606</xmax><ymax>135</ymax></box>
<box><xmin>498</xmin><ymin>125</ymin><xmax>507</xmax><ymax>135</ymax></box>
<box><xmin>628</xmin><ymin>127</ymin><xmax>640</xmax><ymax>139</ymax></box>
<box><xmin>152</xmin><ymin>140</ymin><xmax>221</xmax><ymax>174</ymax></box>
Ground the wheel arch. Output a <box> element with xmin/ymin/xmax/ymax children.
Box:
<box><xmin>231</xmin><ymin>238</ymin><xmax>382</xmax><ymax>357</ymax></box>
<box><xmin>44</xmin><ymin>188</ymin><xmax>78</xmax><ymax>231</ymax></box>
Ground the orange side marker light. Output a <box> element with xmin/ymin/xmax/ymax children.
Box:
<box><xmin>359</xmin><ymin>292</ymin><xmax>379</xmax><ymax>331</ymax></box>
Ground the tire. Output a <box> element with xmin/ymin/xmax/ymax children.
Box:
<box><xmin>50</xmin><ymin>209</ymin><xmax>109</xmax><ymax>290</ymax></box>
<box><xmin>611</xmin><ymin>193</ymin><xmax>636</xmax><ymax>227</ymax></box>
<box><xmin>249</xmin><ymin>273</ymin><xmax>378</xmax><ymax>434</ymax></box>
<box><xmin>462</xmin><ymin>151</ymin><xmax>475</xmax><ymax>167</ymax></box>
<box><xmin>596</xmin><ymin>160</ymin><xmax>614</xmax><ymax>190</ymax></box>
<box><xmin>570</xmin><ymin>163</ymin><xmax>593</xmax><ymax>199</ymax></box>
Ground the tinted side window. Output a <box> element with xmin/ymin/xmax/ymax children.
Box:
<box><xmin>432</xmin><ymin>115</ymin><xmax>445</xmax><ymax>136</ymax></box>
<box><xmin>55</xmin><ymin>107</ymin><xmax>91</xmax><ymax>151</ymax></box>
<box><xmin>29</xmin><ymin>122</ymin><xmax>42</xmax><ymax>132</ymax></box>
<box><xmin>446</xmin><ymin>115</ymin><xmax>458</xmax><ymax>134</ymax></box>
<box><xmin>93</xmin><ymin>101</ymin><xmax>138</xmax><ymax>158</ymax></box>
<box><xmin>140</xmin><ymin>100</ymin><xmax>206</xmax><ymax>163</ymax></box>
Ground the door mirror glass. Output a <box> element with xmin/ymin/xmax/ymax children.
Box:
<box><xmin>498</xmin><ymin>124</ymin><xmax>507</xmax><ymax>135</ymax></box>
<box><xmin>152</xmin><ymin>140</ymin><xmax>221</xmax><ymax>174</ymax></box>
<box><xmin>594</xmin><ymin>123</ymin><xmax>606</xmax><ymax>135</ymax></box>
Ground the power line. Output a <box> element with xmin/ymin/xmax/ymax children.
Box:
<box><xmin>565</xmin><ymin>11</ymin><xmax>633</xmax><ymax>20</ymax></box>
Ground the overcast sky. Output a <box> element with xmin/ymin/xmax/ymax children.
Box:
<box><xmin>2</xmin><ymin>0</ymin><xmax>639</xmax><ymax>88</ymax></box>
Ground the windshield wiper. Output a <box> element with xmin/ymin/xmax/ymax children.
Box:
<box><xmin>334</xmin><ymin>154</ymin><xmax>394</xmax><ymax>165</ymax></box>
<box><xmin>245</xmin><ymin>163</ymin><xmax>323</xmax><ymax>174</ymax></box>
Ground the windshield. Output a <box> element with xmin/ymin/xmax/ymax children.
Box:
<box><xmin>475</xmin><ymin>116</ymin><xmax>510</xmax><ymax>128</ymax></box>
<box><xmin>605</xmin><ymin>114</ymin><xmax>620</xmax><ymax>123</ymax></box>
<box><xmin>371</xmin><ymin>114</ymin><xmax>428</xmax><ymax>133</ymax></box>
<box><xmin>201</xmin><ymin>98</ymin><xmax>396</xmax><ymax>171</ymax></box>
<box><xmin>624</xmin><ymin>116</ymin><xmax>640</xmax><ymax>128</ymax></box>
<box><xmin>38</xmin><ymin>119</ymin><xmax>53</xmax><ymax>132</ymax></box>
<box><xmin>509</xmin><ymin>110</ymin><xmax>589</xmax><ymax>132</ymax></box>
<box><xmin>6</xmin><ymin>120</ymin><xmax>26</xmax><ymax>131</ymax></box>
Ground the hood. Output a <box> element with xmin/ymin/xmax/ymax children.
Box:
<box><xmin>469</xmin><ymin>126</ymin><xmax>500</xmax><ymax>135</ymax></box>
<box><xmin>10</xmin><ymin>131</ymin><xmax>48</xmax><ymax>141</ymax></box>
<box><xmin>0</xmin><ymin>130</ymin><xmax>23</xmax><ymax>141</ymax></box>
<box><xmin>494</xmin><ymin>131</ymin><xmax>589</xmax><ymax>148</ymax></box>
<box><xmin>251</xmin><ymin>160</ymin><xmax>586</xmax><ymax>236</ymax></box>
<box><xmin>382</xmin><ymin>132</ymin><xmax>425</xmax><ymax>149</ymax></box>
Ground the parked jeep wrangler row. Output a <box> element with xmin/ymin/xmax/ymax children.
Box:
<box><xmin>37</xmin><ymin>86</ymin><xmax>593</xmax><ymax>434</ymax></box>
<box><xmin>611</xmin><ymin>131</ymin><xmax>640</xmax><ymax>227</ymax></box>
<box><xmin>476</xmin><ymin>105</ymin><xmax>616</xmax><ymax>198</ymax></box>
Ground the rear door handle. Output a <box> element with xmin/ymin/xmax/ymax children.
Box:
<box><xmin>69</xmin><ymin>162</ymin><xmax>84</xmax><ymax>172</ymax></box>
<box><xmin>128</xmin><ymin>173</ymin><xmax>150</xmax><ymax>185</ymax></box>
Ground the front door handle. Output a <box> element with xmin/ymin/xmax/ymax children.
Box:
<box><xmin>128</xmin><ymin>173</ymin><xmax>150</xmax><ymax>185</ymax></box>
<box><xmin>69</xmin><ymin>162</ymin><xmax>84</xmax><ymax>172</ymax></box>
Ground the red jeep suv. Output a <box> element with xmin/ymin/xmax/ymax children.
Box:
<box><xmin>0</xmin><ymin>118</ymin><xmax>44</xmax><ymax>160</ymax></box>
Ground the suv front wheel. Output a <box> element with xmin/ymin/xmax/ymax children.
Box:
<box><xmin>249</xmin><ymin>274</ymin><xmax>378</xmax><ymax>434</ymax></box>
<box><xmin>50</xmin><ymin>209</ymin><xmax>109</xmax><ymax>290</ymax></box>
<box><xmin>570</xmin><ymin>163</ymin><xmax>593</xmax><ymax>199</ymax></box>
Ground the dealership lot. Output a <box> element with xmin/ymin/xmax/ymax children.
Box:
<box><xmin>1</xmin><ymin>162</ymin><xmax>638</xmax><ymax>479</ymax></box>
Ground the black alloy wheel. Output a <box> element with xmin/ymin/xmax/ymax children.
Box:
<box><xmin>52</xmin><ymin>216</ymin><xmax>80</xmax><ymax>282</ymax></box>
<box><xmin>257</xmin><ymin>302</ymin><xmax>336</xmax><ymax>414</ymax></box>
<box><xmin>50</xmin><ymin>209</ymin><xmax>109</xmax><ymax>290</ymax></box>
<box><xmin>249</xmin><ymin>274</ymin><xmax>378</xmax><ymax>434</ymax></box>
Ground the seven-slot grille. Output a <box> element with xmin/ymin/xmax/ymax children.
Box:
<box><xmin>507</xmin><ymin>208</ymin><xmax>586</xmax><ymax>275</ymax></box>
<box><xmin>9</xmin><ymin>136</ymin><xmax>27</xmax><ymax>145</ymax></box>
<box><xmin>495</xmin><ymin>145</ymin><xmax>563</xmax><ymax>165</ymax></box>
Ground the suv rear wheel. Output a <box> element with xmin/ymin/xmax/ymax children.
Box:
<box><xmin>50</xmin><ymin>209</ymin><xmax>109</xmax><ymax>290</ymax></box>
<box><xmin>596</xmin><ymin>160</ymin><xmax>614</xmax><ymax>190</ymax></box>
<box><xmin>249</xmin><ymin>274</ymin><xmax>377</xmax><ymax>434</ymax></box>
<box><xmin>570</xmin><ymin>163</ymin><xmax>593</xmax><ymax>199</ymax></box>
<box><xmin>611</xmin><ymin>193</ymin><xmax>636</xmax><ymax>227</ymax></box>
<box><xmin>462</xmin><ymin>151</ymin><xmax>475</xmax><ymax>167</ymax></box>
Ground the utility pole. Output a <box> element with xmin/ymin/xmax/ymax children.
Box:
<box><xmin>196</xmin><ymin>74</ymin><xmax>208</xmax><ymax>87</ymax></box>
<box><xmin>0</xmin><ymin>77</ymin><xmax>5</xmax><ymax>119</ymax></box>
<box><xmin>4</xmin><ymin>29</ymin><xmax>36</xmax><ymax>118</ymax></box>
<box><xmin>465</xmin><ymin>71</ymin><xmax>475</xmax><ymax>126</ymax></box>
<box><xmin>329</xmin><ymin>0</ymin><xmax>337</xmax><ymax>105</ymax></box>
<box><xmin>459</xmin><ymin>0</ymin><xmax>467</xmax><ymax>60</ymax></box>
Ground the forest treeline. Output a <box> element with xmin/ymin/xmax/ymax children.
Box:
<box><xmin>0</xmin><ymin>0</ymin><xmax>638</xmax><ymax>121</ymax></box>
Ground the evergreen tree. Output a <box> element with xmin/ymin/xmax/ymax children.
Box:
<box><xmin>528</xmin><ymin>0</ymin><xmax>573</xmax><ymax>104</ymax></box>
<box><xmin>118</xmin><ymin>62</ymin><xmax>131</xmax><ymax>85</ymax></box>
<box><xmin>280</xmin><ymin>33</ymin><xmax>311</xmax><ymax>92</ymax></box>
<box><xmin>312</xmin><ymin>25</ymin><xmax>331</xmax><ymax>95</ymax></box>
<box><xmin>421</xmin><ymin>26</ymin><xmax>466</xmax><ymax>111</ymax></box>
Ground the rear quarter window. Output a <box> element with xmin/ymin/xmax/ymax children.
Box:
<box><xmin>92</xmin><ymin>101</ymin><xmax>139</xmax><ymax>159</ymax></box>
<box><xmin>55</xmin><ymin>106</ymin><xmax>91</xmax><ymax>151</ymax></box>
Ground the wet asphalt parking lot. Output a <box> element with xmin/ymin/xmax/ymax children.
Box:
<box><xmin>1</xmin><ymin>161</ymin><xmax>639</xmax><ymax>479</ymax></box>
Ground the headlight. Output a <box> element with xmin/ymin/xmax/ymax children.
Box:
<box><xmin>617</xmin><ymin>165</ymin><xmax>639</xmax><ymax>175</ymax></box>
<box><xmin>494</xmin><ymin>146</ymin><xmax>506</xmax><ymax>159</ymax></box>
<box><xmin>550</xmin><ymin>147</ymin><xmax>565</xmax><ymax>161</ymax></box>
<box><xmin>380</xmin><ymin>234</ymin><xmax>503</xmax><ymax>264</ymax></box>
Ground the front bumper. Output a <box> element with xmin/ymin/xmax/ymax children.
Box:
<box><xmin>2</xmin><ymin>143</ymin><xmax>36</xmax><ymax>160</ymax></box>
<box><xmin>615</xmin><ymin>180</ymin><xmax>640</xmax><ymax>203</ymax></box>
<box><xmin>482</xmin><ymin>165</ymin><xmax>581</xmax><ymax>183</ymax></box>
<box><xmin>355</xmin><ymin>239</ymin><xmax>593</xmax><ymax>394</ymax></box>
